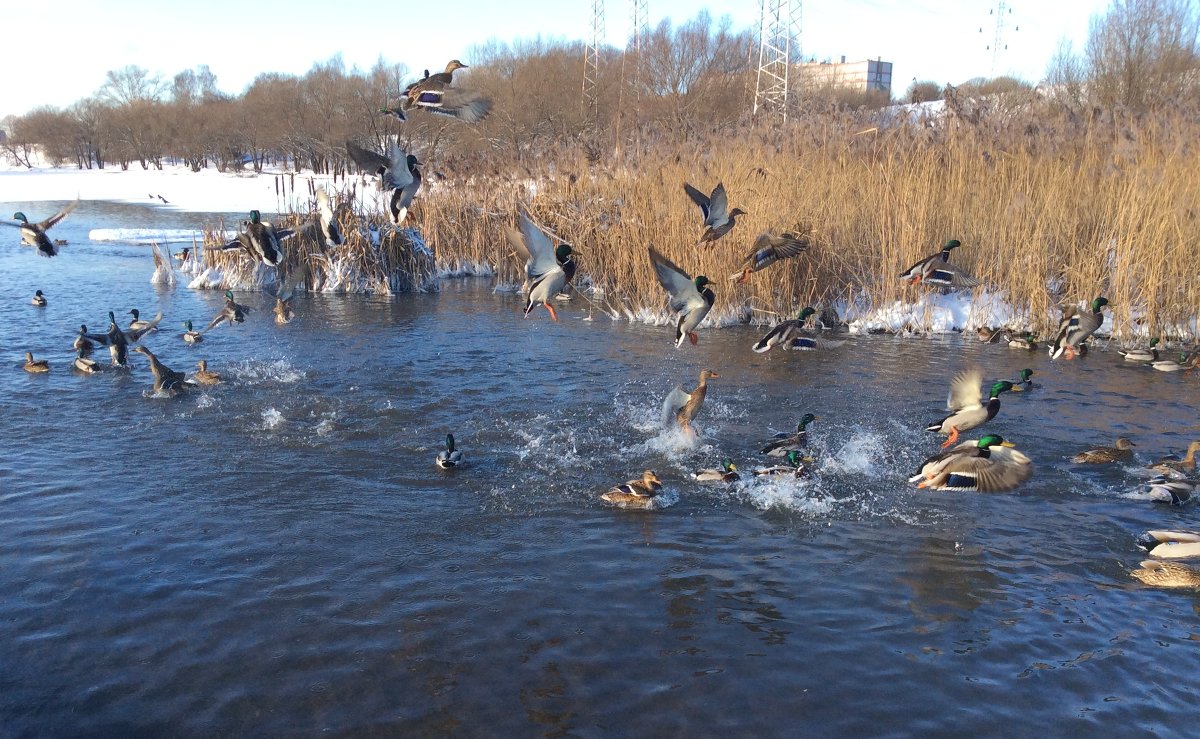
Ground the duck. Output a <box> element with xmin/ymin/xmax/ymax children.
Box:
<box><xmin>925</xmin><ymin>370</ymin><xmax>1014</xmax><ymax>448</ymax></box>
<box><xmin>1137</xmin><ymin>530</ymin><xmax>1200</xmax><ymax>559</ymax></box>
<box><xmin>1049</xmin><ymin>297</ymin><xmax>1108</xmax><ymax>359</ymax></box>
<box><xmin>345</xmin><ymin>141</ymin><xmax>423</xmax><ymax>225</ymax></box>
<box><xmin>898</xmin><ymin>239</ymin><xmax>978</xmax><ymax>288</ymax></box>
<box><xmin>270</xmin><ymin>264</ymin><xmax>308</xmax><ymax>326</ymax></box>
<box><xmin>193</xmin><ymin>360</ymin><xmax>222</xmax><ymax>385</ymax></box>
<box><xmin>649</xmin><ymin>247</ymin><xmax>714</xmax><ymax>347</ymax></box>
<box><xmin>600</xmin><ymin>470</ymin><xmax>663</xmax><ymax>509</ymax></box>
<box><xmin>728</xmin><ymin>232</ymin><xmax>808</xmax><ymax>283</ymax></box>
<box><xmin>23</xmin><ymin>351</ymin><xmax>50</xmax><ymax>373</ymax></box>
<box><xmin>909</xmin><ymin>434</ymin><xmax>1032</xmax><ymax>492</ymax></box>
<box><xmin>661</xmin><ymin>369</ymin><xmax>718</xmax><ymax>437</ymax></box>
<box><xmin>133</xmin><ymin>346</ymin><xmax>187</xmax><ymax>394</ymax></box>
<box><xmin>1131</xmin><ymin>560</ymin><xmax>1200</xmax><ymax>588</ymax></box>
<box><xmin>761</xmin><ymin>413</ymin><xmax>819</xmax><ymax>456</ymax></box>
<box><xmin>1150</xmin><ymin>351</ymin><xmax>1199</xmax><ymax>372</ymax></box>
<box><xmin>506</xmin><ymin>211</ymin><xmax>576</xmax><ymax>321</ymax></box>
<box><xmin>181</xmin><ymin>320</ymin><xmax>203</xmax><ymax>343</ymax></box>
<box><xmin>1139</xmin><ymin>477</ymin><xmax>1195</xmax><ymax>505</ymax></box>
<box><xmin>73</xmin><ymin>347</ymin><xmax>102</xmax><ymax>374</ymax></box>
<box><xmin>1007</xmin><ymin>332</ymin><xmax>1038</xmax><ymax>350</ymax></box>
<box><xmin>127</xmin><ymin>308</ymin><xmax>156</xmax><ymax>332</ymax></box>
<box><xmin>74</xmin><ymin>324</ymin><xmax>95</xmax><ymax>357</ymax></box>
<box><xmin>314</xmin><ymin>186</ymin><xmax>343</xmax><ymax>246</ymax></box>
<box><xmin>31</xmin><ymin>289</ymin><xmax>47</xmax><ymax>307</ymax></box>
<box><xmin>1120</xmin><ymin>337</ymin><xmax>1160</xmax><ymax>362</ymax></box>
<box><xmin>693</xmin><ymin>459</ymin><xmax>740</xmax><ymax>482</ymax></box>
<box><xmin>395</xmin><ymin>60</ymin><xmax>492</xmax><ymax>123</ymax></box>
<box><xmin>752</xmin><ymin>450</ymin><xmax>809</xmax><ymax>478</ymax></box>
<box><xmin>1005</xmin><ymin>368</ymin><xmax>1034</xmax><ymax>392</ymax></box>
<box><xmin>751</xmin><ymin>306</ymin><xmax>845</xmax><ymax>353</ymax></box>
<box><xmin>435</xmin><ymin>434</ymin><xmax>463</xmax><ymax>469</ymax></box>
<box><xmin>683</xmin><ymin>182</ymin><xmax>745</xmax><ymax>246</ymax></box>
<box><xmin>1149</xmin><ymin>441</ymin><xmax>1200</xmax><ymax>476</ymax></box>
<box><xmin>219</xmin><ymin>210</ymin><xmax>292</xmax><ymax>266</ymax></box>
<box><xmin>1071</xmin><ymin>436</ymin><xmax>1136</xmax><ymax>464</ymax></box>
<box><xmin>976</xmin><ymin>326</ymin><xmax>1005</xmax><ymax>343</ymax></box>
<box><xmin>82</xmin><ymin>311</ymin><xmax>131</xmax><ymax>366</ymax></box>
<box><xmin>206</xmin><ymin>291</ymin><xmax>251</xmax><ymax>330</ymax></box>
<box><xmin>4</xmin><ymin>201</ymin><xmax>79</xmax><ymax>256</ymax></box>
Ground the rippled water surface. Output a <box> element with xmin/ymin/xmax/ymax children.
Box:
<box><xmin>3</xmin><ymin>200</ymin><xmax>1200</xmax><ymax>736</ymax></box>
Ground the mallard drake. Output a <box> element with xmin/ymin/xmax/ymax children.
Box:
<box><xmin>193</xmin><ymin>360</ymin><xmax>222</xmax><ymax>385</ymax></box>
<box><xmin>206</xmin><ymin>291</ymin><xmax>251</xmax><ymax>331</ymax></box>
<box><xmin>600</xmin><ymin>470</ymin><xmax>663</xmax><ymax>508</ymax></box>
<box><xmin>4</xmin><ymin>201</ymin><xmax>78</xmax><ymax>256</ymax></box>
<box><xmin>683</xmin><ymin>182</ymin><xmax>745</xmax><ymax>246</ymax></box>
<box><xmin>693</xmin><ymin>459</ymin><xmax>740</xmax><ymax>482</ymax></box>
<box><xmin>314</xmin><ymin>186</ymin><xmax>343</xmax><ymax>246</ymax></box>
<box><xmin>649</xmin><ymin>247</ymin><xmax>714</xmax><ymax>347</ymax></box>
<box><xmin>1131</xmin><ymin>559</ymin><xmax>1200</xmax><ymax>588</ymax></box>
<box><xmin>73</xmin><ymin>347</ymin><xmax>102</xmax><ymax>374</ymax></box>
<box><xmin>909</xmin><ymin>434</ymin><xmax>1032</xmax><ymax>492</ymax></box>
<box><xmin>1141</xmin><ymin>477</ymin><xmax>1195</xmax><ymax>505</ymax></box>
<box><xmin>1150</xmin><ymin>351</ymin><xmax>1199</xmax><ymax>372</ymax></box>
<box><xmin>898</xmin><ymin>239</ymin><xmax>978</xmax><ymax>288</ymax></box>
<box><xmin>729</xmin><ymin>232</ymin><xmax>808</xmax><ymax>283</ymax></box>
<box><xmin>751</xmin><ymin>306</ymin><xmax>846</xmax><ymax>353</ymax></box>
<box><xmin>133</xmin><ymin>346</ymin><xmax>187</xmax><ymax>394</ymax></box>
<box><xmin>1006</xmin><ymin>368</ymin><xmax>1034</xmax><ymax>392</ymax></box>
<box><xmin>31</xmin><ymin>290</ymin><xmax>47</xmax><ymax>307</ymax></box>
<box><xmin>1149</xmin><ymin>441</ymin><xmax>1200</xmax><ymax>476</ymax></box>
<box><xmin>81</xmin><ymin>312</ymin><xmax>131</xmax><ymax>366</ymax></box>
<box><xmin>394</xmin><ymin>60</ymin><xmax>492</xmax><ymax>123</ymax></box>
<box><xmin>23</xmin><ymin>351</ymin><xmax>49</xmax><ymax>373</ymax></box>
<box><xmin>435</xmin><ymin>434</ymin><xmax>463</xmax><ymax>469</ymax></box>
<box><xmin>219</xmin><ymin>210</ymin><xmax>292</xmax><ymax>266</ymax></box>
<box><xmin>761</xmin><ymin>413</ymin><xmax>819</xmax><ymax>456</ymax></box>
<box><xmin>345</xmin><ymin>141</ymin><xmax>423</xmax><ymax>225</ymax></box>
<box><xmin>74</xmin><ymin>325</ymin><xmax>95</xmax><ymax>357</ymax></box>
<box><xmin>661</xmin><ymin>369</ymin><xmax>718</xmax><ymax>437</ymax></box>
<box><xmin>506</xmin><ymin>212</ymin><xmax>576</xmax><ymax>321</ymax></box>
<box><xmin>181</xmin><ymin>320</ymin><xmax>203</xmax><ymax>343</ymax></box>
<box><xmin>1137</xmin><ymin>530</ymin><xmax>1200</xmax><ymax>559</ymax></box>
<box><xmin>127</xmin><ymin>308</ymin><xmax>157</xmax><ymax>332</ymax></box>
<box><xmin>1120</xmin><ymin>337</ymin><xmax>1160</xmax><ymax>362</ymax></box>
<box><xmin>1071</xmin><ymin>436</ymin><xmax>1135</xmax><ymax>464</ymax></box>
<box><xmin>1049</xmin><ymin>297</ymin><xmax>1108</xmax><ymax>359</ymax></box>
<box><xmin>925</xmin><ymin>370</ymin><xmax>1014</xmax><ymax>448</ymax></box>
<box><xmin>752</xmin><ymin>450</ymin><xmax>809</xmax><ymax>478</ymax></box>
<box><xmin>1007</xmin><ymin>332</ymin><xmax>1038</xmax><ymax>350</ymax></box>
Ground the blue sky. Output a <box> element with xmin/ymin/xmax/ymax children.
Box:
<box><xmin>5</xmin><ymin>0</ymin><xmax>1110</xmax><ymax>118</ymax></box>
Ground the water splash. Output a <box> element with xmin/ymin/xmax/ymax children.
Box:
<box><xmin>260</xmin><ymin>408</ymin><xmax>285</xmax><ymax>430</ymax></box>
<box><xmin>228</xmin><ymin>359</ymin><xmax>305</xmax><ymax>384</ymax></box>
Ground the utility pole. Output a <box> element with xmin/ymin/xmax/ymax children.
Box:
<box><xmin>753</xmin><ymin>0</ymin><xmax>802</xmax><ymax>123</ymax></box>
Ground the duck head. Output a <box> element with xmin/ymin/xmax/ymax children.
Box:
<box><xmin>798</xmin><ymin>306</ymin><xmax>816</xmax><ymax>322</ymax></box>
<box><xmin>694</xmin><ymin>275</ymin><xmax>711</xmax><ymax>290</ymax></box>
<box><xmin>989</xmin><ymin>381</ymin><xmax>1014</xmax><ymax>397</ymax></box>
<box><xmin>13</xmin><ymin>212</ymin><xmax>28</xmax><ymax>224</ymax></box>
<box><xmin>78</xmin><ymin>324</ymin><xmax>88</xmax><ymax>334</ymax></box>
<box><xmin>224</xmin><ymin>290</ymin><xmax>235</xmax><ymax>300</ymax></box>
<box><xmin>641</xmin><ymin>470</ymin><xmax>661</xmax><ymax>485</ymax></box>
<box><xmin>1019</xmin><ymin>369</ymin><xmax>1033</xmax><ymax>381</ymax></box>
<box><xmin>183</xmin><ymin>320</ymin><xmax>194</xmax><ymax>331</ymax></box>
<box><xmin>445</xmin><ymin>434</ymin><xmax>456</xmax><ymax>452</ymax></box>
<box><xmin>1114</xmin><ymin>437</ymin><xmax>1136</xmax><ymax>450</ymax></box>
<box><xmin>797</xmin><ymin>413</ymin><xmax>819</xmax><ymax>430</ymax></box>
<box><xmin>1091</xmin><ymin>296</ymin><xmax>1109</xmax><ymax>312</ymax></box>
<box><xmin>942</xmin><ymin>239</ymin><xmax>962</xmax><ymax>252</ymax></box>
<box><xmin>197</xmin><ymin>360</ymin><xmax>208</xmax><ymax>371</ymax></box>
<box><xmin>406</xmin><ymin>154</ymin><xmax>422</xmax><ymax>171</ymax></box>
<box><xmin>1149</xmin><ymin>337</ymin><xmax>1160</xmax><ymax>348</ymax></box>
<box><xmin>730</xmin><ymin>208</ymin><xmax>747</xmax><ymax>218</ymax></box>
<box><xmin>249</xmin><ymin>210</ymin><xmax>262</xmax><ymax>224</ymax></box>
<box><xmin>699</xmin><ymin>369</ymin><xmax>719</xmax><ymax>382</ymax></box>
<box><xmin>977</xmin><ymin>434</ymin><xmax>1014</xmax><ymax>449</ymax></box>
<box><xmin>785</xmin><ymin>450</ymin><xmax>801</xmax><ymax>467</ymax></box>
<box><xmin>721</xmin><ymin>459</ymin><xmax>736</xmax><ymax>473</ymax></box>
<box><xmin>445</xmin><ymin>59</ymin><xmax>469</xmax><ymax>73</ymax></box>
<box><xmin>34</xmin><ymin>290</ymin><xmax>44</xmax><ymax>297</ymax></box>
<box><xmin>554</xmin><ymin>244</ymin><xmax>573</xmax><ymax>263</ymax></box>
<box><xmin>107</xmin><ymin>311</ymin><xmax>118</xmax><ymax>328</ymax></box>
<box><xmin>129</xmin><ymin>308</ymin><xmax>140</xmax><ymax>319</ymax></box>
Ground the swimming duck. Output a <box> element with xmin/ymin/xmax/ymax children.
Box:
<box><xmin>729</xmin><ymin>232</ymin><xmax>808</xmax><ymax>283</ymax></box>
<box><xmin>1140</xmin><ymin>477</ymin><xmax>1195</xmax><ymax>505</ymax></box>
<box><xmin>1149</xmin><ymin>441</ymin><xmax>1200</xmax><ymax>476</ymax></box>
<box><xmin>314</xmin><ymin>186</ymin><xmax>343</xmax><ymax>246</ymax></box>
<box><xmin>1071</xmin><ymin>436</ymin><xmax>1136</xmax><ymax>464</ymax></box>
<box><xmin>909</xmin><ymin>434</ymin><xmax>1032</xmax><ymax>492</ymax></box>
<box><xmin>1049</xmin><ymin>297</ymin><xmax>1108</xmax><ymax>359</ymax></box>
<box><xmin>1006</xmin><ymin>368</ymin><xmax>1034</xmax><ymax>392</ymax></box>
<box><xmin>898</xmin><ymin>239</ymin><xmax>978</xmax><ymax>288</ymax></box>
<box><xmin>31</xmin><ymin>290</ymin><xmax>47</xmax><ymax>307</ymax></box>
<box><xmin>1137</xmin><ymin>530</ymin><xmax>1200</xmax><ymax>559</ymax></box>
<box><xmin>181</xmin><ymin>320</ymin><xmax>203</xmax><ymax>343</ymax></box>
<box><xmin>73</xmin><ymin>347</ymin><xmax>102</xmax><ymax>373</ymax></box>
<box><xmin>435</xmin><ymin>434</ymin><xmax>463</xmax><ymax>469</ymax></box>
<box><xmin>661</xmin><ymin>369</ymin><xmax>718</xmax><ymax>437</ymax></box>
<box><xmin>133</xmin><ymin>346</ymin><xmax>187</xmax><ymax>394</ymax></box>
<box><xmin>1150</xmin><ymin>351</ymin><xmax>1199</xmax><ymax>372</ymax></box>
<box><xmin>220</xmin><ymin>210</ymin><xmax>292</xmax><ymax>266</ymax></box>
<box><xmin>127</xmin><ymin>308</ymin><xmax>157</xmax><ymax>332</ymax></box>
<box><xmin>23</xmin><ymin>351</ymin><xmax>49</xmax><ymax>373</ymax></box>
<box><xmin>976</xmin><ymin>326</ymin><xmax>1005</xmax><ymax>343</ymax></box>
<box><xmin>649</xmin><ymin>247</ymin><xmax>714</xmax><ymax>347</ymax></box>
<box><xmin>345</xmin><ymin>141</ymin><xmax>423</xmax><ymax>225</ymax></box>
<box><xmin>683</xmin><ymin>182</ymin><xmax>745</xmax><ymax>246</ymax></box>
<box><xmin>396</xmin><ymin>60</ymin><xmax>493</xmax><ymax>123</ymax></box>
<box><xmin>600</xmin><ymin>470</ymin><xmax>663</xmax><ymax>508</ymax></box>
<box><xmin>193</xmin><ymin>360</ymin><xmax>222</xmax><ymax>385</ymax></box>
<box><xmin>751</xmin><ymin>306</ymin><xmax>845</xmax><ymax>353</ymax></box>
<box><xmin>760</xmin><ymin>413</ymin><xmax>819</xmax><ymax>456</ymax></box>
<box><xmin>925</xmin><ymin>370</ymin><xmax>1014</xmax><ymax>448</ymax></box>
<box><xmin>693</xmin><ymin>459</ymin><xmax>740</xmax><ymax>482</ymax></box>
<box><xmin>1007</xmin><ymin>332</ymin><xmax>1038</xmax><ymax>350</ymax></box>
<box><xmin>1131</xmin><ymin>559</ymin><xmax>1200</xmax><ymax>588</ymax></box>
<box><xmin>5</xmin><ymin>201</ymin><xmax>78</xmax><ymax>256</ymax></box>
<box><xmin>1120</xmin><ymin>337</ymin><xmax>1160</xmax><ymax>362</ymax></box>
<box><xmin>206</xmin><ymin>291</ymin><xmax>251</xmax><ymax>331</ymax></box>
<box><xmin>506</xmin><ymin>211</ymin><xmax>576</xmax><ymax>321</ymax></box>
<box><xmin>74</xmin><ymin>325</ymin><xmax>95</xmax><ymax>357</ymax></box>
<box><xmin>752</xmin><ymin>450</ymin><xmax>809</xmax><ymax>478</ymax></box>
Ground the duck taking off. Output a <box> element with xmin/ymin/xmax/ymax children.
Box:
<box><xmin>206</xmin><ymin>291</ymin><xmax>251</xmax><ymax>331</ymax></box>
<box><xmin>909</xmin><ymin>435</ymin><xmax>1032</xmax><ymax>492</ymax></box>
<box><xmin>898</xmin><ymin>239</ymin><xmax>978</xmax><ymax>288</ymax></box>
<box><xmin>925</xmin><ymin>370</ymin><xmax>1014</xmax><ymax>448</ymax></box>
<box><xmin>683</xmin><ymin>182</ymin><xmax>745</xmax><ymax>246</ymax></box>
<box><xmin>1049</xmin><ymin>297</ymin><xmax>1108</xmax><ymax>360</ymax></box>
<box><xmin>219</xmin><ymin>210</ymin><xmax>292</xmax><ymax>266</ymax></box>
<box><xmin>5</xmin><ymin>201</ymin><xmax>79</xmax><ymax>257</ymax></box>
<box><xmin>389</xmin><ymin>60</ymin><xmax>493</xmax><ymax>123</ymax></box>
<box><xmin>729</xmin><ymin>232</ymin><xmax>808</xmax><ymax>283</ymax></box>
<box><xmin>133</xmin><ymin>346</ymin><xmax>188</xmax><ymax>395</ymax></box>
<box><xmin>649</xmin><ymin>247</ymin><xmax>714</xmax><ymax>348</ymax></box>
<box><xmin>506</xmin><ymin>211</ymin><xmax>576</xmax><ymax>322</ymax></box>
<box><xmin>661</xmin><ymin>369</ymin><xmax>719</xmax><ymax>438</ymax></box>
<box><xmin>345</xmin><ymin>141</ymin><xmax>423</xmax><ymax>225</ymax></box>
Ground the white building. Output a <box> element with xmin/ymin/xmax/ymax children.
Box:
<box><xmin>798</xmin><ymin>58</ymin><xmax>893</xmax><ymax>96</ymax></box>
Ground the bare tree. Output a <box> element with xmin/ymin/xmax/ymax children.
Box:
<box><xmin>98</xmin><ymin>65</ymin><xmax>168</xmax><ymax>106</ymax></box>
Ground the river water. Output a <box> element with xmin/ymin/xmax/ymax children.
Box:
<box><xmin>2</xmin><ymin>200</ymin><xmax>1198</xmax><ymax>736</ymax></box>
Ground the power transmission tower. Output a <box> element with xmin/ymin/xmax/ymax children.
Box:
<box><xmin>630</xmin><ymin>0</ymin><xmax>648</xmax><ymax>102</ymax></box>
<box><xmin>753</xmin><ymin>0</ymin><xmax>802</xmax><ymax>123</ymax></box>
<box><xmin>583</xmin><ymin>0</ymin><xmax>605</xmax><ymax>124</ymax></box>
<box><xmin>615</xmin><ymin>0</ymin><xmax>649</xmax><ymax>154</ymax></box>
<box><xmin>983</xmin><ymin>2</ymin><xmax>1018</xmax><ymax>75</ymax></box>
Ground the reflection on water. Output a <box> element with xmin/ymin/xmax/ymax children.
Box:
<box><xmin>3</xmin><ymin>201</ymin><xmax>1200</xmax><ymax>734</ymax></box>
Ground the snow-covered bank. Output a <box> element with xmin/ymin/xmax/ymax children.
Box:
<box><xmin>90</xmin><ymin>228</ymin><xmax>236</xmax><ymax>244</ymax></box>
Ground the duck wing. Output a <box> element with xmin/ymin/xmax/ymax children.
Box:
<box><xmin>704</xmin><ymin>183</ymin><xmax>729</xmax><ymax>226</ymax></box>
<box><xmin>660</xmin><ymin>386</ymin><xmax>692</xmax><ymax>427</ymax></box>
<box><xmin>947</xmin><ymin>369</ymin><xmax>984</xmax><ymax>411</ymax></box>
<box><xmin>682</xmin><ymin>183</ymin><xmax>711</xmax><ymax>221</ymax></box>
<box><xmin>740</xmin><ymin>232</ymin><xmax>808</xmax><ymax>272</ymax></box>
<box><xmin>751</xmin><ymin>319</ymin><xmax>799</xmax><ymax>353</ymax></box>
<box><xmin>125</xmin><ymin>312</ymin><xmax>163</xmax><ymax>342</ymax></box>
<box><xmin>507</xmin><ymin>212</ymin><xmax>561</xmax><ymax>281</ymax></box>
<box><xmin>414</xmin><ymin>88</ymin><xmax>492</xmax><ymax>123</ymax></box>
<box><xmin>925</xmin><ymin>265</ymin><xmax>980</xmax><ymax>289</ymax></box>
<box><xmin>934</xmin><ymin>447</ymin><xmax>1032</xmax><ymax>491</ymax></box>
<box><xmin>346</xmin><ymin>140</ymin><xmax>390</xmax><ymax>176</ymax></box>
<box><xmin>38</xmin><ymin>200</ymin><xmax>79</xmax><ymax>231</ymax></box>
<box><xmin>649</xmin><ymin>248</ymin><xmax>703</xmax><ymax>314</ymax></box>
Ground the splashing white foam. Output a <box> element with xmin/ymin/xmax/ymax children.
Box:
<box><xmin>229</xmin><ymin>359</ymin><xmax>305</xmax><ymax>384</ymax></box>
<box><xmin>733</xmin><ymin>475</ymin><xmax>835</xmax><ymax>515</ymax></box>
<box><xmin>196</xmin><ymin>393</ymin><xmax>216</xmax><ymax>409</ymax></box>
<box><xmin>819</xmin><ymin>430</ymin><xmax>889</xmax><ymax>477</ymax></box>
<box><xmin>260</xmin><ymin>408</ymin><xmax>284</xmax><ymax>430</ymax></box>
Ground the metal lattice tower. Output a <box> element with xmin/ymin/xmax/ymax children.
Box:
<box><xmin>630</xmin><ymin>0</ymin><xmax>648</xmax><ymax>99</ymax></box>
<box><xmin>753</xmin><ymin>0</ymin><xmax>802</xmax><ymax>123</ymax></box>
<box><xmin>984</xmin><ymin>2</ymin><xmax>1017</xmax><ymax>75</ymax></box>
<box><xmin>583</xmin><ymin>0</ymin><xmax>605</xmax><ymax>122</ymax></box>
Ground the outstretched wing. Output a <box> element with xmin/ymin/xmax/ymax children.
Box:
<box><xmin>126</xmin><ymin>312</ymin><xmax>163</xmax><ymax>342</ymax></box>
<box><xmin>751</xmin><ymin>320</ymin><xmax>797</xmax><ymax>353</ymax></box>
<box><xmin>947</xmin><ymin>369</ymin><xmax>983</xmax><ymax>411</ymax></box>
<box><xmin>660</xmin><ymin>386</ymin><xmax>691</xmax><ymax>427</ymax></box>
<box><xmin>706</xmin><ymin>183</ymin><xmax>729</xmax><ymax>224</ymax></box>
<box><xmin>509</xmin><ymin>212</ymin><xmax>560</xmax><ymax>280</ymax></box>
<box><xmin>345</xmin><ymin>140</ymin><xmax>389</xmax><ymax>174</ymax></box>
<box><xmin>417</xmin><ymin>88</ymin><xmax>492</xmax><ymax>123</ymax></box>
<box><xmin>39</xmin><ymin>200</ymin><xmax>79</xmax><ymax>231</ymax></box>
<box><xmin>683</xmin><ymin>183</ymin><xmax>711</xmax><ymax>220</ymax></box>
<box><xmin>648</xmin><ymin>248</ymin><xmax>700</xmax><ymax>313</ymax></box>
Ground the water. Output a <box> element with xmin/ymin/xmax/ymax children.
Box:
<box><xmin>3</xmin><ymin>201</ymin><xmax>1200</xmax><ymax>736</ymax></box>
